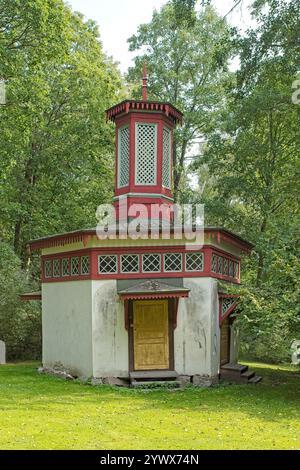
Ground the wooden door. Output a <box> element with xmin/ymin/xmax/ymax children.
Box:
<box><xmin>220</xmin><ymin>318</ymin><xmax>230</xmax><ymax>365</ymax></box>
<box><xmin>133</xmin><ymin>300</ymin><xmax>169</xmax><ymax>370</ymax></box>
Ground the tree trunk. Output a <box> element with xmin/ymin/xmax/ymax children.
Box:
<box><xmin>256</xmin><ymin>217</ymin><xmax>267</xmax><ymax>287</ymax></box>
<box><xmin>13</xmin><ymin>142</ymin><xmax>38</xmax><ymax>260</ymax></box>
<box><xmin>173</xmin><ymin>139</ymin><xmax>188</xmax><ymax>201</ymax></box>
<box><xmin>13</xmin><ymin>218</ymin><xmax>22</xmax><ymax>255</ymax></box>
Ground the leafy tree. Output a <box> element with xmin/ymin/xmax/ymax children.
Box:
<box><xmin>171</xmin><ymin>0</ymin><xmax>197</xmax><ymax>27</ymax></box>
<box><xmin>0</xmin><ymin>1</ymin><xmax>124</xmax><ymax>358</ymax></box>
<box><xmin>195</xmin><ymin>0</ymin><xmax>300</xmax><ymax>360</ymax></box>
<box><xmin>0</xmin><ymin>0</ymin><xmax>69</xmax><ymax>79</ymax></box>
<box><xmin>127</xmin><ymin>1</ymin><xmax>233</xmax><ymax>200</ymax></box>
<box><xmin>0</xmin><ymin>1</ymin><xmax>123</xmax><ymax>264</ymax></box>
<box><xmin>0</xmin><ymin>241</ymin><xmax>41</xmax><ymax>359</ymax></box>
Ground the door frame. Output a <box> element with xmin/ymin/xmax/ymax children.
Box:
<box><xmin>128</xmin><ymin>299</ymin><xmax>175</xmax><ymax>372</ymax></box>
<box><xmin>220</xmin><ymin>316</ymin><xmax>232</xmax><ymax>366</ymax></box>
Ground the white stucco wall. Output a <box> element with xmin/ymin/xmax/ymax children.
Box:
<box><xmin>92</xmin><ymin>280</ymin><xmax>128</xmax><ymax>378</ymax></box>
<box><xmin>42</xmin><ymin>277</ymin><xmax>221</xmax><ymax>379</ymax></box>
<box><xmin>42</xmin><ymin>281</ymin><xmax>93</xmax><ymax>377</ymax></box>
<box><xmin>91</xmin><ymin>278</ymin><xmax>220</xmax><ymax>379</ymax></box>
<box><xmin>174</xmin><ymin>278</ymin><xmax>219</xmax><ymax>377</ymax></box>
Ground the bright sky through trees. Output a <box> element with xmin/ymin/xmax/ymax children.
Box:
<box><xmin>67</xmin><ymin>0</ymin><xmax>254</xmax><ymax>72</ymax></box>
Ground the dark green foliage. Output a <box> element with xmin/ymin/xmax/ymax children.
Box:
<box><xmin>0</xmin><ymin>242</ymin><xmax>41</xmax><ymax>359</ymax></box>
<box><xmin>0</xmin><ymin>0</ymin><xmax>123</xmax><ymax>359</ymax></box>
<box><xmin>0</xmin><ymin>0</ymin><xmax>123</xmax><ymax>262</ymax></box>
<box><xmin>127</xmin><ymin>1</ymin><xmax>233</xmax><ymax>200</ymax></box>
<box><xmin>171</xmin><ymin>0</ymin><xmax>197</xmax><ymax>27</ymax></box>
<box><xmin>196</xmin><ymin>0</ymin><xmax>300</xmax><ymax>361</ymax></box>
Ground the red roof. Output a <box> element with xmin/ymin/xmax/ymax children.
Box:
<box><xmin>27</xmin><ymin>226</ymin><xmax>253</xmax><ymax>253</ymax></box>
<box><xmin>106</xmin><ymin>100</ymin><xmax>183</xmax><ymax>125</ymax></box>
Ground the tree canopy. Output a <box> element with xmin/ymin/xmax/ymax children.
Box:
<box><xmin>0</xmin><ymin>0</ymin><xmax>123</xmax><ymax>358</ymax></box>
<box><xmin>127</xmin><ymin>1</ymin><xmax>234</xmax><ymax>199</ymax></box>
<box><xmin>195</xmin><ymin>0</ymin><xmax>300</xmax><ymax>360</ymax></box>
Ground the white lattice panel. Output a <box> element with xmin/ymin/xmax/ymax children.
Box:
<box><xmin>234</xmin><ymin>262</ymin><xmax>239</xmax><ymax>278</ymax></box>
<box><xmin>81</xmin><ymin>256</ymin><xmax>90</xmax><ymax>275</ymax></box>
<box><xmin>135</xmin><ymin>123</ymin><xmax>157</xmax><ymax>185</ymax></box>
<box><xmin>211</xmin><ymin>254</ymin><xmax>217</xmax><ymax>273</ymax></box>
<box><xmin>53</xmin><ymin>259</ymin><xmax>60</xmax><ymax>277</ymax></box>
<box><xmin>142</xmin><ymin>253</ymin><xmax>161</xmax><ymax>272</ymax></box>
<box><xmin>44</xmin><ymin>260</ymin><xmax>52</xmax><ymax>278</ymax></box>
<box><xmin>185</xmin><ymin>252</ymin><xmax>204</xmax><ymax>272</ymax></box>
<box><xmin>217</xmin><ymin>256</ymin><xmax>223</xmax><ymax>274</ymax></box>
<box><xmin>98</xmin><ymin>255</ymin><xmax>117</xmax><ymax>274</ymax></box>
<box><xmin>118</xmin><ymin>126</ymin><xmax>130</xmax><ymax>188</ymax></box>
<box><xmin>162</xmin><ymin>127</ymin><xmax>171</xmax><ymax>188</ymax></box>
<box><xmin>164</xmin><ymin>253</ymin><xmax>182</xmax><ymax>272</ymax></box>
<box><xmin>223</xmin><ymin>258</ymin><xmax>229</xmax><ymax>275</ymax></box>
<box><xmin>62</xmin><ymin>258</ymin><xmax>69</xmax><ymax>276</ymax></box>
<box><xmin>71</xmin><ymin>257</ymin><xmax>79</xmax><ymax>275</ymax></box>
<box><xmin>229</xmin><ymin>260</ymin><xmax>234</xmax><ymax>277</ymax></box>
<box><xmin>121</xmin><ymin>254</ymin><xmax>139</xmax><ymax>273</ymax></box>
<box><xmin>222</xmin><ymin>298</ymin><xmax>236</xmax><ymax>316</ymax></box>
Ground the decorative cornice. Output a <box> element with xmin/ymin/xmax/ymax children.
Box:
<box><xmin>20</xmin><ymin>292</ymin><xmax>42</xmax><ymax>301</ymax></box>
<box><xmin>106</xmin><ymin>100</ymin><xmax>183</xmax><ymax>125</ymax></box>
<box><xmin>28</xmin><ymin>227</ymin><xmax>253</xmax><ymax>254</ymax></box>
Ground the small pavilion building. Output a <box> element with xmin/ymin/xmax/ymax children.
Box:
<box><xmin>27</xmin><ymin>71</ymin><xmax>260</xmax><ymax>386</ymax></box>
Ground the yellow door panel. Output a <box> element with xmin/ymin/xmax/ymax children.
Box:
<box><xmin>133</xmin><ymin>300</ymin><xmax>169</xmax><ymax>370</ymax></box>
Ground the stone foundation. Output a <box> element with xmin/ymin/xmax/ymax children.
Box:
<box><xmin>192</xmin><ymin>374</ymin><xmax>219</xmax><ymax>387</ymax></box>
<box><xmin>38</xmin><ymin>367</ymin><xmax>220</xmax><ymax>389</ymax></box>
<box><xmin>38</xmin><ymin>366</ymin><xmax>75</xmax><ymax>381</ymax></box>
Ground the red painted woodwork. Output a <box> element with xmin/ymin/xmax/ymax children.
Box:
<box><xmin>113</xmin><ymin>112</ymin><xmax>175</xmax><ymax>221</ymax></box>
<box><xmin>119</xmin><ymin>292</ymin><xmax>189</xmax><ymax>301</ymax></box>
<box><xmin>142</xmin><ymin>63</ymin><xmax>148</xmax><ymax>101</ymax></box>
<box><xmin>106</xmin><ymin>100</ymin><xmax>183</xmax><ymax>125</ymax></box>
<box><xmin>40</xmin><ymin>245</ymin><xmax>241</xmax><ymax>284</ymax></box>
<box><xmin>28</xmin><ymin>227</ymin><xmax>252</xmax><ymax>254</ymax></box>
<box><xmin>28</xmin><ymin>230</ymin><xmax>95</xmax><ymax>252</ymax></box>
<box><xmin>107</xmin><ymin>67</ymin><xmax>182</xmax><ymax>223</ymax></box>
<box><xmin>20</xmin><ymin>293</ymin><xmax>42</xmax><ymax>301</ymax></box>
<box><xmin>219</xmin><ymin>294</ymin><xmax>239</xmax><ymax>325</ymax></box>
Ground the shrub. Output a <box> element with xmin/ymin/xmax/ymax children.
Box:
<box><xmin>0</xmin><ymin>242</ymin><xmax>41</xmax><ymax>360</ymax></box>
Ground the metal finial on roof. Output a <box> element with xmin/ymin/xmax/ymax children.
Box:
<box><xmin>142</xmin><ymin>63</ymin><xmax>148</xmax><ymax>101</ymax></box>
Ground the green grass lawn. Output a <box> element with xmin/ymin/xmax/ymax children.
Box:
<box><xmin>0</xmin><ymin>361</ymin><xmax>299</xmax><ymax>450</ymax></box>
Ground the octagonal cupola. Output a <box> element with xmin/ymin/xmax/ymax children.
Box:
<box><xmin>106</xmin><ymin>65</ymin><xmax>183</xmax><ymax>220</ymax></box>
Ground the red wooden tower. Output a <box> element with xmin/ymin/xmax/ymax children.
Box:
<box><xmin>106</xmin><ymin>65</ymin><xmax>183</xmax><ymax>223</ymax></box>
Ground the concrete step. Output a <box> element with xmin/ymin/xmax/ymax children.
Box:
<box><xmin>130</xmin><ymin>370</ymin><xmax>178</xmax><ymax>381</ymax></box>
<box><xmin>221</xmin><ymin>363</ymin><xmax>248</xmax><ymax>373</ymax></box>
<box><xmin>248</xmin><ymin>375</ymin><xmax>262</xmax><ymax>384</ymax></box>
<box><xmin>220</xmin><ymin>363</ymin><xmax>263</xmax><ymax>385</ymax></box>
<box><xmin>241</xmin><ymin>370</ymin><xmax>255</xmax><ymax>381</ymax></box>
<box><xmin>219</xmin><ymin>369</ymin><xmax>244</xmax><ymax>381</ymax></box>
<box><xmin>131</xmin><ymin>380</ymin><xmax>180</xmax><ymax>389</ymax></box>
